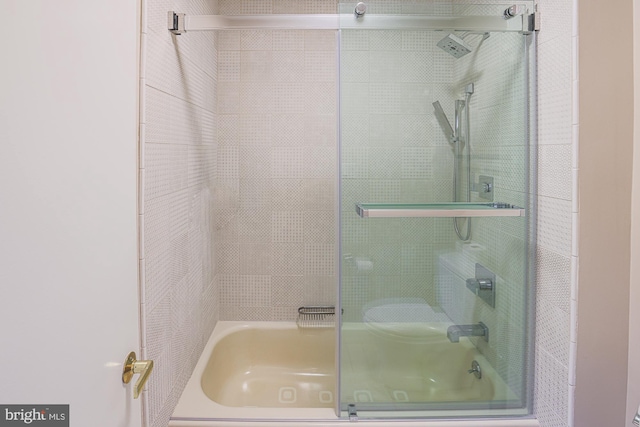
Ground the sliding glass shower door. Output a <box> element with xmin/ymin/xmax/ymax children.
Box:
<box><xmin>338</xmin><ymin>1</ymin><xmax>536</xmax><ymax>420</ymax></box>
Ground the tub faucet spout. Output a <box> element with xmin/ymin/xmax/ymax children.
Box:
<box><xmin>447</xmin><ymin>322</ymin><xmax>488</xmax><ymax>343</ymax></box>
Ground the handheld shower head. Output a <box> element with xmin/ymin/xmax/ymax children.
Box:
<box><xmin>432</xmin><ymin>101</ymin><xmax>455</xmax><ymax>144</ymax></box>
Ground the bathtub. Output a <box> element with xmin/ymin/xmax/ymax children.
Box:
<box><xmin>169</xmin><ymin>322</ymin><xmax>539</xmax><ymax>427</ymax></box>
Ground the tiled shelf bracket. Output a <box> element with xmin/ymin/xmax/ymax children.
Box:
<box><xmin>355</xmin><ymin>202</ymin><xmax>526</xmax><ymax>218</ymax></box>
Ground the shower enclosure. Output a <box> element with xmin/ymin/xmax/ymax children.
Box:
<box><xmin>165</xmin><ymin>0</ymin><xmax>537</xmax><ymax>424</ymax></box>
<box><xmin>338</xmin><ymin>1</ymin><xmax>536</xmax><ymax>421</ymax></box>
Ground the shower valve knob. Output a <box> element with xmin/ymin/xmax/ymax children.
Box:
<box><xmin>467</xmin><ymin>278</ymin><xmax>493</xmax><ymax>291</ymax></box>
<box><xmin>482</xmin><ymin>182</ymin><xmax>492</xmax><ymax>193</ymax></box>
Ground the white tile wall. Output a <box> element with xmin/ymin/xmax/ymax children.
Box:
<box><xmin>535</xmin><ymin>0</ymin><xmax>576</xmax><ymax>425</ymax></box>
<box><xmin>216</xmin><ymin>27</ymin><xmax>338</xmax><ymax>319</ymax></box>
<box><xmin>140</xmin><ymin>1</ymin><xmax>219</xmax><ymax>427</ymax></box>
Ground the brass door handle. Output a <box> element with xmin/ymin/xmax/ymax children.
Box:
<box><xmin>122</xmin><ymin>351</ymin><xmax>154</xmax><ymax>399</ymax></box>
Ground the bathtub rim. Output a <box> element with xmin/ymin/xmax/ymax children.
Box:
<box><xmin>169</xmin><ymin>321</ymin><xmax>539</xmax><ymax>426</ymax></box>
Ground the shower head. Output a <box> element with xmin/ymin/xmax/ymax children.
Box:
<box><xmin>437</xmin><ymin>34</ymin><xmax>473</xmax><ymax>59</ymax></box>
<box><xmin>432</xmin><ymin>101</ymin><xmax>454</xmax><ymax>144</ymax></box>
<box><xmin>437</xmin><ymin>32</ymin><xmax>490</xmax><ymax>59</ymax></box>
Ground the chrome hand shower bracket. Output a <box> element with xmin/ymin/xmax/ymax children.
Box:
<box><xmin>503</xmin><ymin>4</ymin><xmax>540</xmax><ymax>34</ymax></box>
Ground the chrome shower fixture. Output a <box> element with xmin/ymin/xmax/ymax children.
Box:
<box><xmin>354</xmin><ymin>2</ymin><xmax>367</xmax><ymax>16</ymax></box>
<box><xmin>432</xmin><ymin>101</ymin><xmax>455</xmax><ymax>144</ymax></box>
<box><xmin>437</xmin><ymin>34</ymin><xmax>473</xmax><ymax>59</ymax></box>
<box><xmin>465</xmin><ymin>82</ymin><xmax>475</xmax><ymax>95</ymax></box>
<box><xmin>432</xmin><ymin>81</ymin><xmax>477</xmax><ymax>241</ymax></box>
<box><xmin>437</xmin><ymin>32</ymin><xmax>490</xmax><ymax>59</ymax></box>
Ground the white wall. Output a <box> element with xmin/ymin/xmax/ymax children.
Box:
<box><xmin>575</xmin><ymin>0</ymin><xmax>634</xmax><ymax>425</ymax></box>
<box><xmin>0</xmin><ymin>1</ymin><xmax>140</xmax><ymax>425</ymax></box>
<box><xmin>627</xmin><ymin>0</ymin><xmax>640</xmax><ymax>424</ymax></box>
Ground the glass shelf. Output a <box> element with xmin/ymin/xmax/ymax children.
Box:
<box><xmin>355</xmin><ymin>202</ymin><xmax>526</xmax><ymax>218</ymax></box>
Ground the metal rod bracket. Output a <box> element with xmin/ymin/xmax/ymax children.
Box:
<box><xmin>168</xmin><ymin>11</ymin><xmax>186</xmax><ymax>35</ymax></box>
<box><xmin>521</xmin><ymin>11</ymin><xmax>539</xmax><ymax>34</ymax></box>
<box><xmin>531</xmin><ymin>11</ymin><xmax>540</xmax><ymax>31</ymax></box>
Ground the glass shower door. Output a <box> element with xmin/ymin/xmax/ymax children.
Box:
<box><xmin>338</xmin><ymin>1</ymin><xmax>536</xmax><ymax>420</ymax></box>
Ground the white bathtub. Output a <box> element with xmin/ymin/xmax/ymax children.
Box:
<box><xmin>169</xmin><ymin>322</ymin><xmax>540</xmax><ymax>427</ymax></box>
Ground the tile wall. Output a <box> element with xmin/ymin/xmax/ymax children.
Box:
<box><xmin>140</xmin><ymin>1</ymin><xmax>219</xmax><ymax>427</ymax></box>
<box><xmin>215</xmin><ymin>0</ymin><xmax>339</xmax><ymax>320</ymax></box>
<box><xmin>533</xmin><ymin>0</ymin><xmax>576</xmax><ymax>425</ymax></box>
